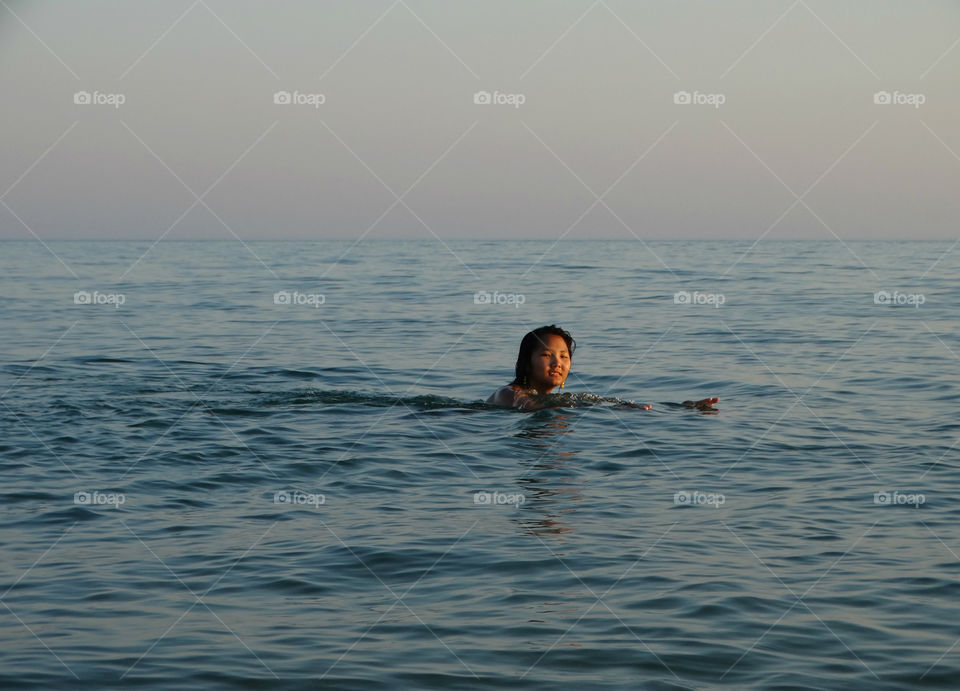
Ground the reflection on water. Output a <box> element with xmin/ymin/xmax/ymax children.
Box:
<box><xmin>512</xmin><ymin>412</ymin><xmax>585</xmax><ymax>538</ymax></box>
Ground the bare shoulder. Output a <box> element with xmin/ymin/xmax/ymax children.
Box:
<box><xmin>486</xmin><ymin>385</ymin><xmax>524</xmax><ymax>407</ymax></box>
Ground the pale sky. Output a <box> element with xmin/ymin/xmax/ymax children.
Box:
<box><xmin>1</xmin><ymin>0</ymin><xmax>958</xmax><ymax>240</ymax></box>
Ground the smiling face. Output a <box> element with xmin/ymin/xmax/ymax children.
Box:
<box><xmin>527</xmin><ymin>333</ymin><xmax>571</xmax><ymax>393</ymax></box>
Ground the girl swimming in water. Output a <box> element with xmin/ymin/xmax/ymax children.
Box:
<box><xmin>486</xmin><ymin>324</ymin><xmax>719</xmax><ymax>411</ymax></box>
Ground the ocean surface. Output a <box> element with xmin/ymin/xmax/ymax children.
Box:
<box><xmin>1</xmin><ymin>239</ymin><xmax>958</xmax><ymax>689</ymax></box>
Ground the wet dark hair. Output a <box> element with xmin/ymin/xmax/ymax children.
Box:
<box><xmin>510</xmin><ymin>325</ymin><xmax>576</xmax><ymax>388</ymax></box>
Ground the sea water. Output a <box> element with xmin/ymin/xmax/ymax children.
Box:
<box><xmin>0</xmin><ymin>239</ymin><xmax>958</xmax><ymax>689</ymax></box>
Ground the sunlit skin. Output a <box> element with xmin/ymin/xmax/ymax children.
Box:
<box><xmin>487</xmin><ymin>334</ymin><xmax>570</xmax><ymax>410</ymax></box>
<box><xmin>488</xmin><ymin>333</ymin><xmax>718</xmax><ymax>412</ymax></box>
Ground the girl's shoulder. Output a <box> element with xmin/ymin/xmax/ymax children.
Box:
<box><xmin>487</xmin><ymin>384</ymin><xmax>527</xmax><ymax>407</ymax></box>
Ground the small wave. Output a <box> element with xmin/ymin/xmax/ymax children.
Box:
<box><xmin>258</xmin><ymin>388</ymin><xmax>491</xmax><ymax>410</ymax></box>
<box><xmin>258</xmin><ymin>388</ymin><xmax>657</xmax><ymax>411</ymax></box>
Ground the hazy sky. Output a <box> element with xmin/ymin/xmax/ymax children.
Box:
<box><xmin>1</xmin><ymin>0</ymin><xmax>958</xmax><ymax>240</ymax></box>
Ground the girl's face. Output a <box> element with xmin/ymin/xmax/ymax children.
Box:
<box><xmin>528</xmin><ymin>334</ymin><xmax>571</xmax><ymax>392</ymax></box>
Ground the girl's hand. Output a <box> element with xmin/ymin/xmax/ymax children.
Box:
<box><xmin>683</xmin><ymin>397</ymin><xmax>719</xmax><ymax>410</ymax></box>
<box><xmin>617</xmin><ymin>401</ymin><xmax>652</xmax><ymax>410</ymax></box>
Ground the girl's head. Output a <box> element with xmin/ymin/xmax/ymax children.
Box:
<box><xmin>511</xmin><ymin>325</ymin><xmax>576</xmax><ymax>392</ymax></box>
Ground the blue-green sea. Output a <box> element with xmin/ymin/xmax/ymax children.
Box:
<box><xmin>1</xmin><ymin>239</ymin><xmax>958</xmax><ymax>689</ymax></box>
